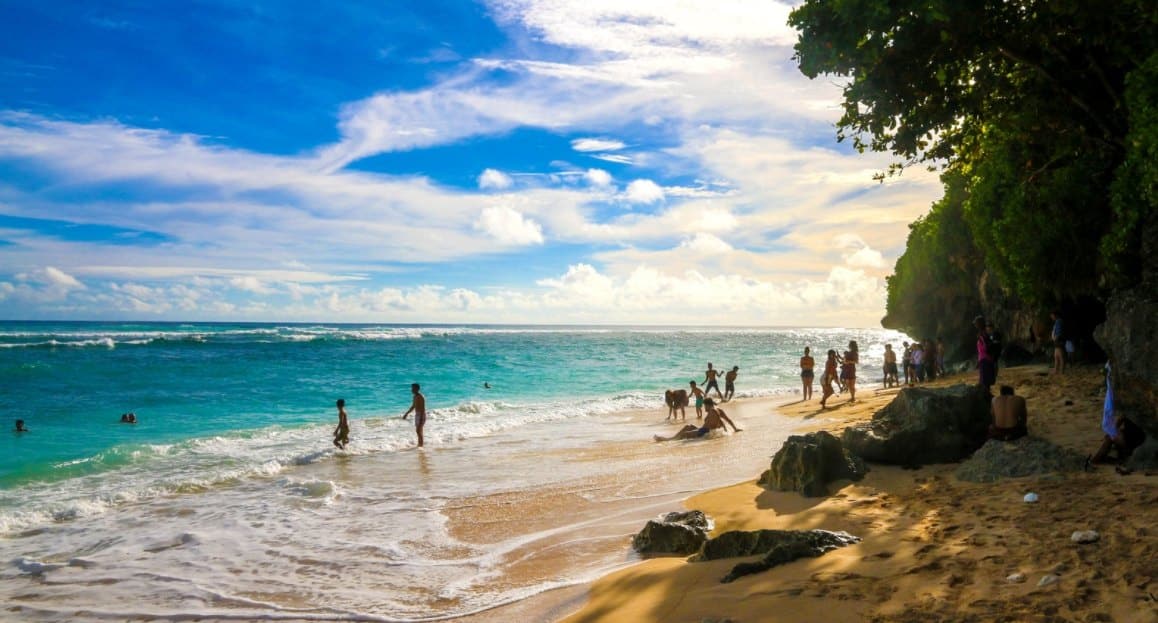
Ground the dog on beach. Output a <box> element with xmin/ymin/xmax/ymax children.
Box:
<box><xmin>664</xmin><ymin>389</ymin><xmax>689</xmax><ymax>421</ymax></box>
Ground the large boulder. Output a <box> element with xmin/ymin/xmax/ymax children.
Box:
<box><xmin>631</xmin><ymin>510</ymin><xmax>711</xmax><ymax>555</ymax></box>
<box><xmin>694</xmin><ymin>529</ymin><xmax>860</xmax><ymax>583</ymax></box>
<box><xmin>842</xmin><ymin>384</ymin><xmax>992</xmax><ymax>465</ymax></box>
<box><xmin>758</xmin><ymin>431</ymin><xmax>867</xmax><ymax>497</ymax></box>
<box><xmin>1096</xmin><ymin>286</ymin><xmax>1158</xmax><ymax>440</ymax></box>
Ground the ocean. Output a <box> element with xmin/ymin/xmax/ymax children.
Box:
<box><xmin>0</xmin><ymin>322</ymin><xmax>909</xmax><ymax>621</ymax></box>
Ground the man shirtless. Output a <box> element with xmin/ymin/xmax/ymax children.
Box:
<box><xmin>703</xmin><ymin>363</ymin><xmax>723</xmax><ymax>399</ymax></box>
<box><xmin>988</xmin><ymin>385</ymin><xmax>1027</xmax><ymax>441</ymax></box>
<box><xmin>688</xmin><ymin>380</ymin><xmax>706</xmax><ymax>419</ymax></box>
<box><xmin>654</xmin><ymin>398</ymin><xmax>741</xmax><ymax>441</ymax></box>
<box><xmin>724</xmin><ymin>366</ymin><xmax>739</xmax><ymax>401</ymax></box>
<box><xmin>402</xmin><ymin>383</ymin><xmax>427</xmax><ymax>447</ymax></box>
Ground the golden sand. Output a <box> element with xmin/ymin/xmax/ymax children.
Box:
<box><xmin>560</xmin><ymin>365</ymin><xmax>1158</xmax><ymax>623</ymax></box>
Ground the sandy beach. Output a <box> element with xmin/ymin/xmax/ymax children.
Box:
<box><xmin>558</xmin><ymin>364</ymin><xmax>1158</xmax><ymax>623</ymax></box>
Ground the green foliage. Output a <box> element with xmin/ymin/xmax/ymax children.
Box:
<box><xmin>883</xmin><ymin>172</ymin><xmax>981</xmax><ymax>339</ymax></box>
<box><xmin>792</xmin><ymin>0</ymin><xmax>1158</xmax><ymax>311</ymax></box>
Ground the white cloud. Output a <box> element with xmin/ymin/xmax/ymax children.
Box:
<box><xmin>624</xmin><ymin>179</ymin><xmax>664</xmax><ymax>204</ymax></box>
<box><xmin>475</xmin><ymin>205</ymin><xmax>545</xmax><ymax>245</ymax></box>
<box><xmin>678</xmin><ymin>233</ymin><xmax>733</xmax><ymax>255</ymax></box>
<box><xmin>572</xmin><ymin>138</ymin><xmax>626</xmax><ymax>152</ymax></box>
<box><xmin>590</xmin><ymin>153</ymin><xmax>634</xmax><ymax>164</ymax></box>
<box><xmin>584</xmin><ymin>168</ymin><xmax>613</xmax><ymax>187</ymax></box>
<box><xmin>478</xmin><ymin>168</ymin><xmax>513</xmax><ymax>190</ymax></box>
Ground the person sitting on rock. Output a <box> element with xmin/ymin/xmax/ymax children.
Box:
<box><xmin>988</xmin><ymin>385</ymin><xmax>1027</xmax><ymax>441</ymax></box>
<box><xmin>1090</xmin><ymin>362</ymin><xmax>1147</xmax><ymax>467</ymax></box>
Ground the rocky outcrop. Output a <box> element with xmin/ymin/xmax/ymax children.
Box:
<box><xmin>631</xmin><ymin>510</ymin><xmax>711</xmax><ymax>555</ymax></box>
<box><xmin>954</xmin><ymin>436</ymin><xmax>1086</xmax><ymax>483</ymax></box>
<box><xmin>694</xmin><ymin>529</ymin><xmax>860</xmax><ymax>583</ymax></box>
<box><xmin>1096</xmin><ymin>287</ymin><xmax>1158</xmax><ymax>439</ymax></box>
<box><xmin>758</xmin><ymin>431</ymin><xmax>867</xmax><ymax>497</ymax></box>
<box><xmin>842</xmin><ymin>384</ymin><xmax>991</xmax><ymax>466</ymax></box>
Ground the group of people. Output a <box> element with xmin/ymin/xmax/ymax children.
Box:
<box><xmin>656</xmin><ymin>362</ymin><xmax>744</xmax><ymax>441</ymax></box>
<box><xmin>798</xmin><ymin>341</ymin><xmax>860</xmax><ymax>408</ymax></box>
<box><xmin>664</xmin><ymin>363</ymin><xmax>740</xmax><ymax>422</ymax></box>
<box><xmin>888</xmin><ymin>338</ymin><xmax>949</xmax><ymax>387</ymax></box>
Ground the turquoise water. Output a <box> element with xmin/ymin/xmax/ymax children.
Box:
<box><xmin>1</xmin><ymin>322</ymin><xmax>902</xmax><ymax>489</ymax></box>
<box><xmin>0</xmin><ymin>322</ymin><xmax>910</xmax><ymax>621</ymax></box>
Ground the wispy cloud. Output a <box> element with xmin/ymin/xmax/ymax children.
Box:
<box><xmin>571</xmin><ymin>137</ymin><xmax>626</xmax><ymax>152</ymax></box>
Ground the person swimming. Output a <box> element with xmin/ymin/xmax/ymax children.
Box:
<box><xmin>120</xmin><ymin>412</ymin><xmax>137</xmax><ymax>424</ymax></box>
<box><xmin>14</xmin><ymin>419</ymin><xmax>28</xmax><ymax>432</ymax></box>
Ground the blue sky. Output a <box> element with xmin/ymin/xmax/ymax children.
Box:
<box><xmin>0</xmin><ymin>0</ymin><xmax>942</xmax><ymax>325</ymax></box>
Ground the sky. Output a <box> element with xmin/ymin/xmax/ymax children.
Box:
<box><xmin>0</xmin><ymin>0</ymin><xmax>943</xmax><ymax>326</ymax></box>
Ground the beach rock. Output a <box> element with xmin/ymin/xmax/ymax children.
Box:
<box><xmin>1071</xmin><ymin>530</ymin><xmax>1100</xmax><ymax>544</ymax></box>
<box><xmin>954</xmin><ymin>436</ymin><xmax>1086</xmax><ymax>483</ymax></box>
<box><xmin>1038</xmin><ymin>574</ymin><xmax>1060</xmax><ymax>587</ymax></box>
<box><xmin>631</xmin><ymin>510</ymin><xmax>711</xmax><ymax>555</ymax></box>
<box><xmin>759</xmin><ymin>431</ymin><xmax>866</xmax><ymax>497</ymax></box>
<box><xmin>693</xmin><ymin>529</ymin><xmax>860</xmax><ymax>583</ymax></box>
<box><xmin>841</xmin><ymin>384</ymin><xmax>992</xmax><ymax>466</ymax></box>
<box><xmin>1007</xmin><ymin>572</ymin><xmax>1026</xmax><ymax>583</ymax></box>
<box><xmin>1096</xmin><ymin>285</ymin><xmax>1158</xmax><ymax>441</ymax></box>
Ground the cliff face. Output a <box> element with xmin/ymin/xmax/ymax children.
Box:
<box><xmin>1095</xmin><ymin>216</ymin><xmax>1158</xmax><ymax>437</ymax></box>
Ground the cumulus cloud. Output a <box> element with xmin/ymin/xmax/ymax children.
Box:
<box><xmin>584</xmin><ymin>168</ymin><xmax>613</xmax><ymax>187</ymax></box>
<box><xmin>571</xmin><ymin>138</ymin><xmax>626</xmax><ymax>152</ymax></box>
<box><xmin>624</xmin><ymin>179</ymin><xmax>664</xmax><ymax>204</ymax></box>
<box><xmin>478</xmin><ymin>168</ymin><xmax>514</xmax><ymax>190</ymax></box>
<box><xmin>678</xmin><ymin>233</ymin><xmax>733</xmax><ymax>255</ymax></box>
<box><xmin>475</xmin><ymin>205</ymin><xmax>545</xmax><ymax>245</ymax></box>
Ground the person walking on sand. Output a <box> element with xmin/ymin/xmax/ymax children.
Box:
<box><xmin>402</xmin><ymin>383</ymin><xmax>427</xmax><ymax>447</ymax></box>
<box><xmin>841</xmin><ymin>341</ymin><xmax>859</xmax><ymax>402</ymax></box>
<box><xmin>800</xmin><ymin>347</ymin><xmax>815</xmax><ymax>400</ymax></box>
<box><xmin>820</xmin><ymin>349</ymin><xmax>838</xmax><ymax>408</ymax></box>
<box><xmin>703</xmin><ymin>363</ymin><xmax>723</xmax><ymax>399</ymax></box>
<box><xmin>688</xmin><ymin>380</ymin><xmax>706</xmax><ymax>419</ymax></box>
<box><xmin>333</xmin><ymin>399</ymin><xmax>350</xmax><ymax>450</ymax></box>
<box><xmin>653</xmin><ymin>398</ymin><xmax>741</xmax><ymax>441</ymax></box>
<box><xmin>724</xmin><ymin>366</ymin><xmax>739</xmax><ymax>401</ymax></box>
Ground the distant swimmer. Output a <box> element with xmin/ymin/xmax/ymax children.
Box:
<box><xmin>484</xmin><ymin>382</ymin><xmax>491</xmax><ymax>389</ymax></box>
<box><xmin>402</xmin><ymin>383</ymin><xmax>426</xmax><ymax>447</ymax></box>
<box><xmin>333</xmin><ymin>399</ymin><xmax>349</xmax><ymax>450</ymax></box>
<box><xmin>14</xmin><ymin>419</ymin><xmax>28</xmax><ymax>433</ymax></box>
<box><xmin>120</xmin><ymin>412</ymin><xmax>137</xmax><ymax>424</ymax></box>
<box><xmin>653</xmin><ymin>398</ymin><xmax>741</xmax><ymax>442</ymax></box>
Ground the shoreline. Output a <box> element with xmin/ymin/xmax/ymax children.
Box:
<box><xmin>556</xmin><ymin>364</ymin><xmax>1158</xmax><ymax>623</ymax></box>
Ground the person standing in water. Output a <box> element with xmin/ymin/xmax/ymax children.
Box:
<box><xmin>800</xmin><ymin>347</ymin><xmax>815</xmax><ymax>400</ymax></box>
<box><xmin>14</xmin><ymin>419</ymin><xmax>28</xmax><ymax>432</ymax></box>
<box><xmin>724</xmin><ymin>366</ymin><xmax>739</xmax><ymax>401</ymax></box>
<box><xmin>688</xmin><ymin>380</ymin><xmax>706</xmax><ymax>419</ymax></box>
<box><xmin>703</xmin><ymin>363</ymin><xmax>723</xmax><ymax>399</ymax></box>
<box><xmin>402</xmin><ymin>383</ymin><xmax>427</xmax><ymax>447</ymax></box>
<box><xmin>333</xmin><ymin>399</ymin><xmax>349</xmax><ymax>449</ymax></box>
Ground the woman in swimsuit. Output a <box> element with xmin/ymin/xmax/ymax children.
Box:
<box><xmin>820</xmin><ymin>349</ymin><xmax>838</xmax><ymax>408</ymax></box>
<box><xmin>840</xmin><ymin>340</ymin><xmax>859</xmax><ymax>403</ymax></box>
<box><xmin>799</xmin><ymin>347</ymin><xmax>815</xmax><ymax>401</ymax></box>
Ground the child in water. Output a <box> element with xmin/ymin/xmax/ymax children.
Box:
<box><xmin>333</xmin><ymin>399</ymin><xmax>349</xmax><ymax>449</ymax></box>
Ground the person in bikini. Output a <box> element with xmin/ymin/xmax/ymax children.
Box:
<box><xmin>840</xmin><ymin>341</ymin><xmax>859</xmax><ymax>402</ymax></box>
<box><xmin>654</xmin><ymin>398</ymin><xmax>741</xmax><ymax>441</ymax></box>
<box><xmin>800</xmin><ymin>347</ymin><xmax>815</xmax><ymax>400</ymax></box>
<box><xmin>820</xmin><ymin>349</ymin><xmax>838</xmax><ymax>408</ymax></box>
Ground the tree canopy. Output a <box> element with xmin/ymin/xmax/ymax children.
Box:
<box><xmin>790</xmin><ymin>0</ymin><xmax>1158</xmax><ymax>320</ymax></box>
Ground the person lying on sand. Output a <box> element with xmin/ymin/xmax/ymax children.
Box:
<box><xmin>654</xmin><ymin>398</ymin><xmax>741</xmax><ymax>441</ymax></box>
